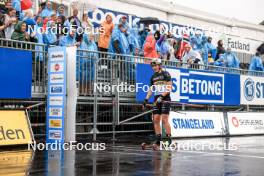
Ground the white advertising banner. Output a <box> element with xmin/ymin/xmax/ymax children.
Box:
<box><xmin>227</xmin><ymin>113</ymin><xmax>264</xmax><ymax>135</ymax></box>
<box><xmin>241</xmin><ymin>75</ymin><xmax>264</xmax><ymax>105</ymax></box>
<box><xmin>169</xmin><ymin>111</ymin><xmax>225</xmax><ymax>137</ymax></box>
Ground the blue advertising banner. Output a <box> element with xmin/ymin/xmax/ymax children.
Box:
<box><xmin>136</xmin><ymin>64</ymin><xmax>240</xmax><ymax>105</ymax></box>
<box><xmin>0</xmin><ymin>48</ymin><xmax>32</xmax><ymax>99</ymax></box>
<box><xmin>46</xmin><ymin>47</ymin><xmax>67</xmax><ymax>144</ymax></box>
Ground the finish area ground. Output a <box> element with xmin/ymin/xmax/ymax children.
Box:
<box><xmin>0</xmin><ymin>136</ymin><xmax>264</xmax><ymax>176</ymax></box>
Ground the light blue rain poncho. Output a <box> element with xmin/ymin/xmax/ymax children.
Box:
<box><xmin>34</xmin><ymin>18</ymin><xmax>44</xmax><ymax>61</ymax></box>
<box><xmin>190</xmin><ymin>33</ymin><xmax>203</xmax><ymax>51</ymax></box>
<box><xmin>59</xmin><ymin>33</ymin><xmax>76</xmax><ymax>46</ymax></box>
<box><xmin>43</xmin><ymin>21</ymin><xmax>58</xmax><ymax>45</ymax></box>
<box><xmin>12</xmin><ymin>0</ymin><xmax>22</xmax><ymax>19</ymax></box>
<box><xmin>119</xmin><ymin>18</ymin><xmax>130</xmax><ymax>35</ymax></box>
<box><xmin>217</xmin><ymin>51</ymin><xmax>240</xmax><ymax>68</ymax></box>
<box><xmin>108</xmin><ymin>25</ymin><xmax>130</xmax><ymax>55</ymax></box>
<box><xmin>41</xmin><ymin>5</ymin><xmax>54</xmax><ymax>18</ymax></box>
<box><xmin>78</xmin><ymin>34</ymin><xmax>98</xmax><ymax>81</ymax></box>
<box><xmin>200</xmin><ymin>36</ymin><xmax>209</xmax><ymax>64</ymax></box>
<box><xmin>249</xmin><ymin>55</ymin><xmax>264</xmax><ymax>71</ymax></box>
<box><xmin>128</xmin><ymin>26</ymin><xmax>141</xmax><ymax>55</ymax></box>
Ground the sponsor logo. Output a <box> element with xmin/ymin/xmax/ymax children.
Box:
<box><xmin>172</xmin><ymin>118</ymin><xmax>214</xmax><ymax>129</ymax></box>
<box><xmin>50</xmin><ymin>74</ymin><xmax>64</xmax><ymax>84</ymax></box>
<box><xmin>232</xmin><ymin>117</ymin><xmax>239</xmax><ymax>128</ymax></box>
<box><xmin>49</xmin><ymin>130</ymin><xmax>62</xmax><ymax>140</ymax></box>
<box><xmin>50</xmin><ymin>62</ymin><xmax>64</xmax><ymax>73</ymax></box>
<box><xmin>49</xmin><ymin>119</ymin><xmax>62</xmax><ymax>129</ymax></box>
<box><xmin>50</xmin><ymin>51</ymin><xmax>64</xmax><ymax>61</ymax></box>
<box><xmin>49</xmin><ymin>108</ymin><xmax>62</xmax><ymax>117</ymax></box>
<box><xmin>49</xmin><ymin>96</ymin><xmax>63</xmax><ymax>106</ymax></box>
<box><xmin>50</xmin><ymin>85</ymin><xmax>63</xmax><ymax>94</ymax></box>
<box><xmin>244</xmin><ymin>78</ymin><xmax>255</xmax><ymax>101</ymax></box>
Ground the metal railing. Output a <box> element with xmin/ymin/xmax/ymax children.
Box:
<box><xmin>1</xmin><ymin>38</ymin><xmax>264</xmax><ymax>139</ymax></box>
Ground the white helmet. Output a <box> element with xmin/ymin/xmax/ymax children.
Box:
<box><xmin>151</xmin><ymin>58</ymin><xmax>162</xmax><ymax>66</ymax></box>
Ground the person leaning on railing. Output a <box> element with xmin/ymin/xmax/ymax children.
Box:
<box><xmin>11</xmin><ymin>21</ymin><xmax>37</xmax><ymax>42</ymax></box>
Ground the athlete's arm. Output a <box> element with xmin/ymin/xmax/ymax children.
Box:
<box><xmin>161</xmin><ymin>81</ymin><xmax>172</xmax><ymax>97</ymax></box>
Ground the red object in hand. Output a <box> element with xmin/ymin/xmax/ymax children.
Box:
<box><xmin>21</xmin><ymin>0</ymin><xmax>33</xmax><ymax>10</ymax></box>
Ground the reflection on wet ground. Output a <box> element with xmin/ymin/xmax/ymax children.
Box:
<box><xmin>0</xmin><ymin>136</ymin><xmax>264</xmax><ymax>176</ymax></box>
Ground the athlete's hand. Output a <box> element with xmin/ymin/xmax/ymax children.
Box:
<box><xmin>142</xmin><ymin>99</ymin><xmax>148</xmax><ymax>110</ymax></box>
<box><xmin>156</xmin><ymin>96</ymin><xmax>163</xmax><ymax>104</ymax></box>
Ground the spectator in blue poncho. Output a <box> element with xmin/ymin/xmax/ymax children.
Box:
<box><xmin>43</xmin><ymin>21</ymin><xmax>58</xmax><ymax>45</ymax></box>
<box><xmin>59</xmin><ymin>29</ymin><xmax>79</xmax><ymax>47</ymax></box>
<box><xmin>12</xmin><ymin>0</ymin><xmax>21</xmax><ymax>19</ymax></box>
<box><xmin>190</xmin><ymin>31</ymin><xmax>203</xmax><ymax>51</ymax></box>
<box><xmin>119</xmin><ymin>16</ymin><xmax>130</xmax><ymax>36</ymax></box>
<box><xmin>34</xmin><ymin>16</ymin><xmax>44</xmax><ymax>61</ymax></box>
<box><xmin>249</xmin><ymin>52</ymin><xmax>264</xmax><ymax>71</ymax></box>
<box><xmin>217</xmin><ymin>47</ymin><xmax>240</xmax><ymax>69</ymax></box>
<box><xmin>78</xmin><ymin>34</ymin><xmax>98</xmax><ymax>87</ymax></box>
<box><xmin>128</xmin><ymin>25</ymin><xmax>141</xmax><ymax>55</ymax></box>
<box><xmin>40</xmin><ymin>1</ymin><xmax>54</xmax><ymax>18</ymax></box>
<box><xmin>108</xmin><ymin>24</ymin><xmax>130</xmax><ymax>55</ymax></box>
<box><xmin>56</xmin><ymin>4</ymin><xmax>66</xmax><ymax>17</ymax></box>
<box><xmin>205</xmin><ymin>36</ymin><xmax>217</xmax><ymax>59</ymax></box>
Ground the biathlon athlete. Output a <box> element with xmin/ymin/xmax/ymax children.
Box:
<box><xmin>143</xmin><ymin>58</ymin><xmax>172</xmax><ymax>146</ymax></box>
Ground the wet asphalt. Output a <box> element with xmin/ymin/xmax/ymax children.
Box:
<box><xmin>0</xmin><ymin>135</ymin><xmax>264</xmax><ymax>176</ymax></box>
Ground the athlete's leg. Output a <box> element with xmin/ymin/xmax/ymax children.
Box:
<box><xmin>161</xmin><ymin>114</ymin><xmax>171</xmax><ymax>135</ymax></box>
<box><xmin>153</xmin><ymin>114</ymin><xmax>162</xmax><ymax>134</ymax></box>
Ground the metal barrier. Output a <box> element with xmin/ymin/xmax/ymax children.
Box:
<box><xmin>1</xmin><ymin>38</ymin><xmax>264</xmax><ymax>140</ymax></box>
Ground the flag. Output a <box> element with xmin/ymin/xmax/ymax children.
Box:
<box><xmin>176</xmin><ymin>33</ymin><xmax>190</xmax><ymax>60</ymax></box>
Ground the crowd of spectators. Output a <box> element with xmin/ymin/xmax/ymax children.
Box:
<box><xmin>0</xmin><ymin>0</ymin><xmax>263</xmax><ymax>72</ymax></box>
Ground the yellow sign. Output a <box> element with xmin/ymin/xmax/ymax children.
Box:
<box><xmin>49</xmin><ymin>119</ymin><xmax>62</xmax><ymax>128</ymax></box>
<box><xmin>0</xmin><ymin>111</ymin><xmax>33</xmax><ymax>146</ymax></box>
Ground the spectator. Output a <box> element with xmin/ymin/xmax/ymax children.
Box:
<box><xmin>23</xmin><ymin>9</ymin><xmax>36</xmax><ymax>26</ymax></box>
<box><xmin>143</xmin><ymin>32</ymin><xmax>159</xmax><ymax>61</ymax></box>
<box><xmin>59</xmin><ymin>29</ymin><xmax>79</xmax><ymax>47</ymax></box>
<box><xmin>0</xmin><ymin>12</ymin><xmax>6</xmax><ymax>38</ymax></box>
<box><xmin>43</xmin><ymin>21</ymin><xmax>58</xmax><ymax>45</ymax></box>
<box><xmin>56</xmin><ymin>4</ymin><xmax>66</xmax><ymax>17</ymax></box>
<box><xmin>98</xmin><ymin>14</ymin><xmax>114</xmax><ymax>52</ymax></box>
<box><xmin>119</xmin><ymin>16</ymin><xmax>130</xmax><ymax>36</ymax></box>
<box><xmin>65</xmin><ymin>8</ymin><xmax>82</xmax><ymax>42</ymax></box>
<box><xmin>190</xmin><ymin>31</ymin><xmax>202</xmax><ymax>51</ymax></box>
<box><xmin>34</xmin><ymin>16</ymin><xmax>44</xmax><ymax>62</ymax></box>
<box><xmin>249</xmin><ymin>52</ymin><xmax>264</xmax><ymax>71</ymax></box>
<box><xmin>182</xmin><ymin>44</ymin><xmax>203</xmax><ymax>67</ymax></box>
<box><xmin>4</xmin><ymin>7</ymin><xmax>16</xmax><ymax>39</ymax></box>
<box><xmin>82</xmin><ymin>14</ymin><xmax>93</xmax><ymax>34</ymax></box>
<box><xmin>11</xmin><ymin>21</ymin><xmax>35</xmax><ymax>42</ymax></box>
<box><xmin>40</xmin><ymin>1</ymin><xmax>54</xmax><ymax>18</ymax></box>
<box><xmin>216</xmin><ymin>40</ymin><xmax>225</xmax><ymax>60</ymax></box>
<box><xmin>108</xmin><ymin>24</ymin><xmax>130</xmax><ymax>55</ymax></box>
<box><xmin>50</xmin><ymin>13</ymin><xmax>57</xmax><ymax>23</ymax></box>
<box><xmin>12</xmin><ymin>0</ymin><xmax>21</xmax><ymax>19</ymax></box>
<box><xmin>1</xmin><ymin>0</ymin><xmax>11</xmax><ymax>14</ymax></box>
<box><xmin>128</xmin><ymin>25</ymin><xmax>141</xmax><ymax>56</ymax></box>
<box><xmin>56</xmin><ymin>15</ymin><xmax>66</xmax><ymax>40</ymax></box>
<box><xmin>218</xmin><ymin>47</ymin><xmax>240</xmax><ymax>68</ymax></box>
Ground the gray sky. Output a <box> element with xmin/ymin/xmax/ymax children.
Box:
<box><xmin>164</xmin><ymin>0</ymin><xmax>263</xmax><ymax>24</ymax></box>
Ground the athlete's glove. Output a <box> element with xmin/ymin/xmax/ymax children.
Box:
<box><xmin>142</xmin><ymin>99</ymin><xmax>148</xmax><ymax>109</ymax></box>
<box><xmin>156</xmin><ymin>96</ymin><xmax>164</xmax><ymax>104</ymax></box>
